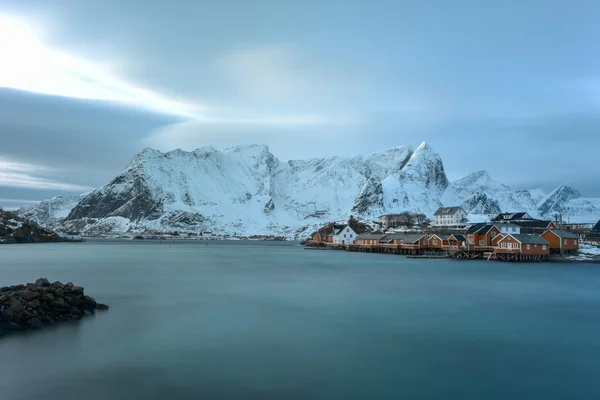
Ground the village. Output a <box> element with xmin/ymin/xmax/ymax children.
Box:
<box><xmin>305</xmin><ymin>206</ymin><xmax>600</xmax><ymax>262</ymax></box>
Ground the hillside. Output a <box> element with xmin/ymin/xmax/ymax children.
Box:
<box><xmin>0</xmin><ymin>210</ymin><xmax>64</xmax><ymax>244</ymax></box>
<box><xmin>16</xmin><ymin>142</ymin><xmax>600</xmax><ymax>238</ymax></box>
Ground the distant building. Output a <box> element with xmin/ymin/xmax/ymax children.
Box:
<box><xmin>355</xmin><ymin>233</ymin><xmax>386</xmax><ymax>245</ymax></box>
<box><xmin>511</xmin><ymin>220</ymin><xmax>556</xmax><ymax>235</ymax></box>
<box><xmin>57</xmin><ymin>231</ymin><xmax>82</xmax><ymax>240</ymax></box>
<box><xmin>496</xmin><ymin>234</ymin><xmax>550</xmax><ymax>255</ymax></box>
<box><xmin>541</xmin><ymin>229</ymin><xmax>580</xmax><ymax>253</ymax></box>
<box><xmin>333</xmin><ymin>225</ymin><xmax>357</xmax><ymax>245</ymax></box>
<box><xmin>448</xmin><ymin>234</ymin><xmax>467</xmax><ymax>249</ymax></box>
<box><xmin>491</xmin><ymin>212</ymin><xmax>534</xmax><ymax>222</ymax></box>
<box><xmin>587</xmin><ymin>220</ymin><xmax>600</xmax><ymax>242</ymax></box>
<box><xmin>466</xmin><ymin>223</ymin><xmax>501</xmax><ymax>250</ymax></box>
<box><xmin>496</xmin><ymin>223</ymin><xmax>521</xmax><ymax>235</ymax></box>
<box><xmin>428</xmin><ymin>234</ymin><xmax>451</xmax><ymax>249</ymax></box>
<box><xmin>432</xmin><ymin>206</ymin><xmax>468</xmax><ymax>228</ymax></box>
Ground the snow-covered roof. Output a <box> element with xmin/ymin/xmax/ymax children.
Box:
<box><xmin>545</xmin><ymin>229</ymin><xmax>578</xmax><ymax>239</ymax></box>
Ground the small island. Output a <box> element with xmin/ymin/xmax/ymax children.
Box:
<box><xmin>0</xmin><ymin>278</ymin><xmax>108</xmax><ymax>336</ymax></box>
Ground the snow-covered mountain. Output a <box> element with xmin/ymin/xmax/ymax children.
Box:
<box><xmin>17</xmin><ymin>195</ymin><xmax>86</xmax><ymax>228</ymax></box>
<box><xmin>19</xmin><ymin>142</ymin><xmax>600</xmax><ymax>237</ymax></box>
<box><xmin>537</xmin><ymin>184</ymin><xmax>600</xmax><ymax>222</ymax></box>
<box><xmin>450</xmin><ymin>171</ymin><xmax>541</xmax><ymax>218</ymax></box>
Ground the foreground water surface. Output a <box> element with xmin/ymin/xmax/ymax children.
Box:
<box><xmin>1</xmin><ymin>239</ymin><xmax>600</xmax><ymax>399</ymax></box>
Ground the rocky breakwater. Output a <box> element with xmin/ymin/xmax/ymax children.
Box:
<box><xmin>0</xmin><ymin>278</ymin><xmax>108</xmax><ymax>336</ymax></box>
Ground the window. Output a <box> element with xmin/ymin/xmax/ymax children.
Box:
<box><xmin>564</xmin><ymin>239</ymin><xmax>567</xmax><ymax>245</ymax></box>
<box><xmin>512</xmin><ymin>227</ymin><xmax>516</xmax><ymax>232</ymax></box>
<box><xmin>501</xmin><ymin>242</ymin><xmax>506</xmax><ymax>248</ymax></box>
<box><xmin>344</xmin><ymin>234</ymin><xmax>347</xmax><ymax>238</ymax></box>
<box><xmin>542</xmin><ymin>245</ymin><xmax>547</xmax><ymax>250</ymax></box>
<box><xmin>479</xmin><ymin>240</ymin><xmax>484</xmax><ymax>246</ymax></box>
<box><xmin>492</xmin><ymin>232</ymin><xmax>497</xmax><ymax>238</ymax></box>
<box><xmin>574</xmin><ymin>239</ymin><xmax>578</xmax><ymax>245</ymax></box>
<box><xmin>527</xmin><ymin>244</ymin><xmax>531</xmax><ymax>250</ymax></box>
<box><xmin>433</xmin><ymin>240</ymin><xmax>438</xmax><ymax>245</ymax></box>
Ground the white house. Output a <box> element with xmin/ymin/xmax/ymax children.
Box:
<box><xmin>496</xmin><ymin>223</ymin><xmax>521</xmax><ymax>235</ymax></box>
<box><xmin>333</xmin><ymin>225</ymin><xmax>357</xmax><ymax>245</ymax></box>
<box><xmin>432</xmin><ymin>206</ymin><xmax>468</xmax><ymax>228</ymax></box>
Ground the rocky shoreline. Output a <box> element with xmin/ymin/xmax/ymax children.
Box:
<box><xmin>0</xmin><ymin>278</ymin><xmax>108</xmax><ymax>336</ymax></box>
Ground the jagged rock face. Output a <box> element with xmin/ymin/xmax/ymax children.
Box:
<box><xmin>62</xmin><ymin>144</ymin><xmax>416</xmax><ymax>236</ymax></box>
<box><xmin>451</xmin><ymin>170</ymin><xmax>540</xmax><ymax>217</ymax></box>
<box><xmin>17</xmin><ymin>195</ymin><xmax>85</xmax><ymax>228</ymax></box>
<box><xmin>462</xmin><ymin>193</ymin><xmax>502</xmax><ymax>215</ymax></box>
<box><xmin>536</xmin><ymin>184</ymin><xmax>600</xmax><ymax>219</ymax></box>
<box><xmin>0</xmin><ymin>211</ymin><xmax>63</xmax><ymax>244</ymax></box>
<box><xmin>352</xmin><ymin>178</ymin><xmax>384</xmax><ymax>216</ymax></box>
<box><xmin>538</xmin><ymin>184</ymin><xmax>581</xmax><ymax>216</ymax></box>
<box><xmin>398</xmin><ymin>142</ymin><xmax>449</xmax><ymax>191</ymax></box>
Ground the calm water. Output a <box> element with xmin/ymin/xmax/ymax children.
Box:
<box><xmin>1</xmin><ymin>240</ymin><xmax>600</xmax><ymax>399</ymax></box>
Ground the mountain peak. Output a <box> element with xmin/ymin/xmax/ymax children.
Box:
<box><xmin>399</xmin><ymin>142</ymin><xmax>449</xmax><ymax>192</ymax></box>
<box><xmin>453</xmin><ymin>170</ymin><xmax>499</xmax><ymax>188</ymax></box>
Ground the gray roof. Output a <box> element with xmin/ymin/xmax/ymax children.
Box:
<box><xmin>491</xmin><ymin>212</ymin><xmax>532</xmax><ymax>222</ymax></box>
<box><xmin>430</xmin><ymin>234</ymin><xmax>452</xmax><ymax>240</ymax></box>
<box><xmin>546</xmin><ymin>229</ymin><xmax>579</xmax><ymax>239</ymax></box>
<box><xmin>506</xmin><ymin>234</ymin><xmax>549</xmax><ymax>245</ymax></box>
<box><xmin>433</xmin><ymin>206</ymin><xmax>464</xmax><ymax>216</ymax></box>
<box><xmin>511</xmin><ymin>220</ymin><xmax>554</xmax><ymax>229</ymax></box>
<box><xmin>592</xmin><ymin>220</ymin><xmax>600</xmax><ymax>232</ymax></box>
<box><xmin>356</xmin><ymin>233</ymin><xmax>386</xmax><ymax>240</ymax></box>
<box><xmin>381</xmin><ymin>234</ymin><xmax>424</xmax><ymax>243</ymax></box>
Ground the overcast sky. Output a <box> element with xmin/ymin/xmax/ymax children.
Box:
<box><xmin>1</xmin><ymin>0</ymin><xmax>600</xmax><ymax>209</ymax></box>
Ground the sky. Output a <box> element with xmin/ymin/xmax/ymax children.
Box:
<box><xmin>1</xmin><ymin>0</ymin><xmax>600</xmax><ymax>209</ymax></box>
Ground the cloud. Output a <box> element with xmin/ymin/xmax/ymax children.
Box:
<box><xmin>0</xmin><ymin>14</ymin><xmax>204</xmax><ymax>117</ymax></box>
<box><xmin>0</xmin><ymin>157</ymin><xmax>94</xmax><ymax>191</ymax></box>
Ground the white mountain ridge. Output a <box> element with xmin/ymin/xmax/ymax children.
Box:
<box><xmin>18</xmin><ymin>142</ymin><xmax>600</xmax><ymax>237</ymax></box>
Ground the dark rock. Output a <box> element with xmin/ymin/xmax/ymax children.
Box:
<box><xmin>50</xmin><ymin>298</ymin><xmax>66</xmax><ymax>308</ymax></box>
<box><xmin>16</xmin><ymin>291</ymin><xmax>40</xmax><ymax>301</ymax></box>
<box><xmin>8</xmin><ymin>297</ymin><xmax>22</xmax><ymax>307</ymax></box>
<box><xmin>71</xmin><ymin>286</ymin><xmax>84</xmax><ymax>294</ymax></box>
<box><xmin>0</xmin><ymin>287</ymin><xmax>10</xmax><ymax>293</ymax></box>
<box><xmin>83</xmin><ymin>295</ymin><xmax>96</xmax><ymax>303</ymax></box>
<box><xmin>35</xmin><ymin>278</ymin><xmax>51</xmax><ymax>287</ymax></box>
<box><xmin>68</xmin><ymin>306</ymin><xmax>83</xmax><ymax>316</ymax></box>
<box><xmin>43</xmin><ymin>293</ymin><xmax>55</xmax><ymax>302</ymax></box>
<box><xmin>0</xmin><ymin>279</ymin><xmax>108</xmax><ymax>335</ymax></box>
<box><xmin>26</xmin><ymin>317</ymin><xmax>43</xmax><ymax>329</ymax></box>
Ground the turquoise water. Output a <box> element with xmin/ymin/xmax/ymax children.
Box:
<box><xmin>1</xmin><ymin>239</ymin><xmax>600</xmax><ymax>399</ymax></box>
